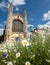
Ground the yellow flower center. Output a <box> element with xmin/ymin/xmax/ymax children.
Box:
<box><xmin>23</xmin><ymin>42</ymin><xmax>27</xmax><ymax>45</ymax></box>
<box><xmin>9</xmin><ymin>64</ymin><xmax>11</xmax><ymax>65</ymax></box>
<box><xmin>27</xmin><ymin>63</ymin><xmax>29</xmax><ymax>65</ymax></box>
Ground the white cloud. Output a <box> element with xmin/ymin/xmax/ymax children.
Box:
<box><xmin>43</xmin><ymin>10</ymin><xmax>50</xmax><ymax>21</ymax></box>
<box><xmin>27</xmin><ymin>24</ymin><xmax>34</xmax><ymax>28</ymax></box>
<box><xmin>46</xmin><ymin>21</ymin><xmax>50</xmax><ymax>25</ymax></box>
<box><xmin>8</xmin><ymin>0</ymin><xmax>12</xmax><ymax>3</ymax></box>
<box><xmin>38</xmin><ymin>21</ymin><xmax>50</xmax><ymax>29</ymax></box>
<box><xmin>0</xmin><ymin>0</ymin><xmax>26</xmax><ymax>11</ymax></box>
<box><xmin>38</xmin><ymin>24</ymin><xmax>44</xmax><ymax>29</ymax></box>
<box><xmin>16</xmin><ymin>7</ymin><xmax>19</xmax><ymax>11</ymax></box>
<box><xmin>0</xmin><ymin>2</ymin><xmax>9</xmax><ymax>9</ymax></box>
<box><xmin>38</xmin><ymin>24</ymin><xmax>50</xmax><ymax>29</ymax></box>
<box><xmin>42</xmin><ymin>10</ymin><xmax>50</xmax><ymax>29</ymax></box>
<box><xmin>0</xmin><ymin>28</ymin><xmax>4</xmax><ymax>36</ymax></box>
<box><xmin>8</xmin><ymin>0</ymin><xmax>25</xmax><ymax>6</ymax></box>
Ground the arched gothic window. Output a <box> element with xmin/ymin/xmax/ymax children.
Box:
<box><xmin>12</xmin><ymin>19</ymin><xmax>23</xmax><ymax>32</ymax></box>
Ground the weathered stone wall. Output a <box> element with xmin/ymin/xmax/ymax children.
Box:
<box><xmin>4</xmin><ymin>3</ymin><xmax>28</xmax><ymax>41</ymax></box>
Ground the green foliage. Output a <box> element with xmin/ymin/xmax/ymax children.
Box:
<box><xmin>0</xmin><ymin>34</ymin><xmax>50</xmax><ymax>65</ymax></box>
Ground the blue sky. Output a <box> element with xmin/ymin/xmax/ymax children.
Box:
<box><xmin>0</xmin><ymin>0</ymin><xmax>50</xmax><ymax>35</ymax></box>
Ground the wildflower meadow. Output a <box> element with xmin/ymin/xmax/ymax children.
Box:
<box><xmin>0</xmin><ymin>33</ymin><xmax>50</xmax><ymax>65</ymax></box>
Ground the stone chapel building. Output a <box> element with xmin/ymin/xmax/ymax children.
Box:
<box><xmin>4</xmin><ymin>3</ymin><xmax>28</xmax><ymax>41</ymax></box>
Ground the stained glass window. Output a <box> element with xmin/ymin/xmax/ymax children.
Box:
<box><xmin>12</xmin><ymin>19</ymin><xmax>23</xmax><ymax>32</ymax></box>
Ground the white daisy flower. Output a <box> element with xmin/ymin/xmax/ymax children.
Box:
<box><xmin>25</xmin><ymin>61</ymin><xmax>30</xmax><ymax>65</ymax></box>
<box><xmin>27</xmin><ymin>38</ymin><xmax>30</xmax><ymax>41</ymax></box>
<box><xmin>48</xmin><ymin>50</ymin><xmax>50</xmax><ymax>52</ymax></box>
<box><xmin>12</xmin><ymin>34</ymin><xmax>19</xmax><ymax>38</ymax></box>
<box><xmin>7</xmin><ymin>62</ymin><xmax>13</xmax><ymax>65</ymax></box>
<box><xmin>14</xmin><ymin>49</ymin><xmax>17</xmax><ymax>52</ymax></box>
<box><xmin>5</xmin><ymin>61</ymin><xmax>8</xmax><ymax>63</ymax></box>
<box><xmin>31</xmin><ymin>54</ymin><xmax>35</xmax><ymax>58</ymax></box>
<box><xmin>32</xmin><ymin>54</ymin><xmax>35</xmax><ymax>57</ymax></box>
<box><xmin>21</xmin><ymin>39</ymin><xmax>30</xmax><ymax>47</ymax></box>
<box><xmin>3</xmin><ymin>49</ymin><xmax>7</xmax><ymax>53</ymax></box>
<box><xmin>45</xmin><ymin>59</ymin><xmax>50</xmax><ymax>62</ymax></box>
<box><xmin>14</xmin><ymin>60</ymin><xmax>16</xmax><ymax>63</ymax></box>
<box><xmin>16</xmin><ymin>52</ymin><xmax>21</xmax><ymax>58</ymax></box>
<box><xmin>6</xmin><ymin>41</ymin><xmax>15</xmax><ymax>49</ymax></box>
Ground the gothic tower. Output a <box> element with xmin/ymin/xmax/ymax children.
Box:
<box><xmin>4</xmin><ymin>3</ymin><xmax>28</xmax><ymax>41</ymax></box>
<box><xmin>23</xmin><ymin>9</ymin><xmax>28</xmax><ymax>38</ymax></box>
<box><xmin>4</xmin><ymin>3</ymin><xmax>13</xmax><ymax>41</ymax></box>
